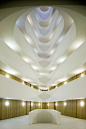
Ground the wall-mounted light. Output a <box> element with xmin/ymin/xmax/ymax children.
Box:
<box><xmin>22</xmin><ymin>102</ymin><xmax>25</xmax><ymax>106</ymax></box>
<box><xmin>31</xmin><ymin>102</ymin><xmax>33</xmax><ymax>106</ymax></box>
<box><xmin>6</xmin><ymin>74</ymin><xmax>9</xmax><ymax>78</ymax></box>
<box><xmin>38</xmin><ymin>103</ymin><xmax>40</xmax><ymax>106</ymax></box>
<box><xmin>47</xmin><ymin>103</ymin><xmax>49</xmax><ymax>106</ymax></box>
<box><xmin>5</xmin><ymin>101</ymin><xmax>9</xmax><ymax>106</ymax></box>
<box><xmin>80</xmin><ymin>101</ymin><xmax>84</xmax><ymax>107</ymax></box>
<box><xmin>55</xmin><ymin>102</ymin><xmax>58</xmax><ymax>106</ymax></box>
<box><xmin>64</xmin><ymin>102</ymin><xmax>67</xmax><ymax>106</ymax></box>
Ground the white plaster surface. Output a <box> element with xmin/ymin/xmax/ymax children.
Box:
<box><xmin>29</xmin><ymin>109</ymin><xmax>61</xmax><ymax>124</ymax></box>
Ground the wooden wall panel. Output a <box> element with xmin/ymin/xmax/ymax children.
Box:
<box><xmin>19</xmin><ymin>101</ymin><xmax>26</xmax><ymax>116</ymax></box>
<box><xmin>42</xmin><ymin>103</ymin><xmax>45</xmax><ymax>109</ymax></box>
<box><xmin>0</xmin><ymin>99</ymin><xmax>2</xmax><ymax>120</ymax></box>
<box><xmin>26</xmin><ymin>101</ymin><xmax>30</xmax><ymax>115</ymax></box>
<box><xmin>0</xmin><ymin>98</ymin><xmax>86</xmax><ymax>120</ymax></box>
<box><xmin>31</xmin><ymin>102</ymin><xmax>35</xmax><ymax>111</ymax></box>
<box><xmin>55</xmin><ymin>101</ymin><xmax>63</xmax><ymax>113</ymax></box>
<box><xmin>77</xmin><ymin>99</ymin><xmax>86</xmax><ymax>119</ymax></box>
<box><xmin>0</xmin><ymin>99</ymin><xmax>27</xmax><ymax>120</ymax></box>
<box><xmin>16</xmin><ymin>100</ymin><xmax>20</xmax><ymax>117</ymax></box>
<box><xmin>31</xmin><ymin>102</ymin><xmax>42</xmax><ymax>111</ymax></box>
<box><xmin>48</xmin><ymin>102</ymin><xmax>54</xmax><ymax>109</ymax></box>
<box><xmin>55</xmin><ymin>100</ymin><xmax>77</xmax><ymax>117</ymax></box>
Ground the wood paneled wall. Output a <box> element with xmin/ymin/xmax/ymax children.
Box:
<box><xmin>26</xmin><ymin>101</ymin><xmax>30</xmax><ymax>115</ymax></box>
<box><xmin>31</xmin><ymin>102</ymin><xmax>42</xmax><ymax>111</ymax></box>
<box><xmin>45</xmin><ymin>102</ymin><xmax>54</xmax><ymax>109</ymax></box>
<box><xmin>0</xmin><ymin>99</ymin><xmax>27</xmax><ymax>120</ymax></box>
<box><xmin>77</xmin><ymin>99</ymin><xmax>86</xmax><ymax>119</ymax></box>
<box><xmin>0</xmin><ymin>98</ymin><xmax>86</xmax><ymax>120</ymax></box>
<box><xmin>55</xmin><ymin>100</ymin><xmax>77</xmax><ymax>117</ymax></box>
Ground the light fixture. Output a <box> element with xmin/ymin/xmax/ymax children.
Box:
<box><xmin>58</xmin><ymin>77</ymin><xmax>67</xmax><ymax>82</ymax></box>
<box><xmin>23</xmin><ymin>58</ymin><xmax>29</xmax><ymax>63</ymax></box>
<box><xmin>22</xmin><ymin>102</ymin><xmax>25</xmax><ymax>106</ymax></box>
<box><xmin>38</xmin><ymin>103</ymin><xmax>40</xmax><ymax>106</ymax></box>
<box><xmin>6</xmin><ymin>74</ymin><xmax>9</xmax><ymax>78</ymax></box>
<box><xmin>80</xmin><ymin>101</ymin><xmax>84</xmax><ymax>107</ymax></box>
<box><xmin>47</xmin><ymin>103</ymin><xmax>49</xmax><ymax>106</ymax></box>
<box><xmin>50</xmin><ymin>66</ymin><xmax>57</xmax><ymax>71</ymax></box>
<box><xmin>58</xmin><ymin>57</ymin><xmax>66</xmax><ymax>63</ymax></box>
<box><xmin>64</xmin><ymin>81</ymin><xmax>67</xmax><ymax>84</ymax></box>
<box><xmin>64</xmin><ymin>102</ymin><xmax>67</xmax><ymax>106</ymax></box>
<box><xmin>5</xmin><ymin>101</ymin><xmax>9</xmax><ymax>106</ymax></box>
<box><xmin>55</xmin><ymin>103</ymin><xmax>57</xmax><ymax>106</ymax></box>
<box><xmin>22</xmin><ymin>81</ymin><xmax>25</xmax><ymax>84</ymax></box>
<box><xmin>81</xmin><ymin>74</ymin><xmax>84</xmax><ymax>77</ymax></box>
<box><xmin>31</xmin><ymin>102</ymin><xmax>33</xmax><ymax>106</ymax></box>
<box><xmin>31</xmin><ymin>65</ymin><xmax>39</xmax><ymax>70</ymax></box>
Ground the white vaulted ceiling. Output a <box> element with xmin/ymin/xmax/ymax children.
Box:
<box><xmin>0</xmin><ymin>5</ymin><xmax>86</xmax><ymax>90</ymax></box>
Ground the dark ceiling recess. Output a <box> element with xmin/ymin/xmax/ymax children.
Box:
<box><xmin>0</xmin><ymin>0</ymin><xmax>86</xmax><ymax>8</ymax></box>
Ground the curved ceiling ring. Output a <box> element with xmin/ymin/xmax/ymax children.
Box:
<box><xmin>29</xmin><ymin>10</ymin><xmax>60</xmax><ymax>38</ymax></box>
<box><xmin>36</xmin><ymin>6</ymin><xmax>53</xmax><ymax>22</ymax></box>
<box><xmin>0</xmin><ymin>6</ymin><xmax>86</xmax><ymax>90</ymax></box>
<box><xmin>15</xmin><ymin>5</ymin><xmax>74</xmax><ymax>57</ymax></box>
<box><xmin>44</xmin><ymin>42</ymin><xmax>86</xmax><ymax>85</ymax></box>
<box><xmin>35</xmin><ymin>7</ymin><xmax>55</xmax><ymax>27</ymax></box>
<box><xmin>25</xmin><ymin>16</ymin><xmax>64</xmax><ymax>45</ymax></box>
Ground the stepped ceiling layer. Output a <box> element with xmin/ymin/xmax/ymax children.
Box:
<box><xmin>0</xmin><ymin>5</ymin><xmax>86</xmax><ymax>90</ymax></box>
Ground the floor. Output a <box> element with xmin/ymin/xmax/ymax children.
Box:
<box><xmin>0</xmin><ymin>115</ymin><xmax>86</xmax><ymax>129</ymax></box>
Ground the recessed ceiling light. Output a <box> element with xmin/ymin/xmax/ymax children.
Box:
<box><xmin>50</xmin><ymin>66</ymin><xmax>57</xmax><ymax>71</ymax></box>
<box><xmin>23</xmin><ymin>58</ymin><xmax>29</xmax><ymax>63</ymax></box>
<box><xmin>31</xmin><ymin>65</ymin><xmax>39</xmax><ymax>70</ymax></box>
<box><xmin>58</xmin><ymin>57</ymin><xmax>66</xmax><ymax>63</ymax></box>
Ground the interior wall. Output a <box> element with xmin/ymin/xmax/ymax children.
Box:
<box><xmin>46</xmin><ymin>102</ymin><xmax>54</xmax><ymax>109</ymax></box>
<box><xmin>55</xmin><ymin>99</ymin><xmax>86</xmax><ymax>119</ymax></box>
<box><xmin>77</xmin><ymin>99</ymin><xmax>86</xmax><ymax>119</ymax></box>
<box><xmin>55</xmin><ymin>100</ymin><xmax>77</xmax><ymax>117</ymax></box>
<box><xmin>0</xmin><ymin>99</ymin><xmax>27</xmax><ymax>120</ymax></box>
<box><xmin>0</xmin><ymin>98</ymin><xmax>86</xmax><ymax>120</ymax></box>
<box><xmin>31</xmin><ymin>102</ymin><xmax>42</xmax><ymax>111</ymax></box>
<box><xmin>26</xmin><ymin>101</ymin><xmax>30</xmax><ymax>115</ymax></box>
